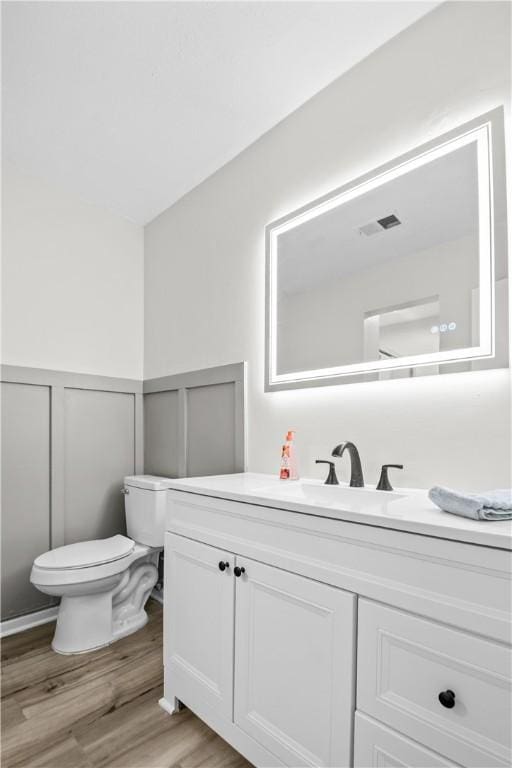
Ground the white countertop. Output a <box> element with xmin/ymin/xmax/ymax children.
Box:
<box><xmin>165</xmin><ymin>472</ymin><xmax>512</xmax><ymax>550</ymax></box>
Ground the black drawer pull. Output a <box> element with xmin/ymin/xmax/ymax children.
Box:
<box><xmin>234</xmin><ymin>566</ymin><xmax>246</xmax><ymax>578</ymax></box>
<box><xmin>438</xmin><ymin>689</ymin><xmax>455</xmax><ymax>709</ymax></box>
<box><xmin>218</xmin><ymin>561</ymin><xmax>230</xmax><ymax>571</ymax></box>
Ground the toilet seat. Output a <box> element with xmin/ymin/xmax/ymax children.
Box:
<box><xmin>34</xmin><ymin>534</ymin><xmax>135</xmax><ymax>570</ymax></box>
<box><xmin>31</xmin><ymin>537</ymin><xmax>150</xmax><ymax>587</ymax></box>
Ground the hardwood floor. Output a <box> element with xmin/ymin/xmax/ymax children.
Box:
<box><xmin>1</xmin><ymin>600</ymin><xmax>253</xmax><ymax>768</ymax></box>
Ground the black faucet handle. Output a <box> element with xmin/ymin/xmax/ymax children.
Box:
<box><xmin>315</xmin><ymin>460</ymin><xmax>339</xmax><ymax>485</ymax></box>
<box><xmin>377</xmin><ymin>464</ymin><xmax>403</xmax><ymax>491</ymax></box>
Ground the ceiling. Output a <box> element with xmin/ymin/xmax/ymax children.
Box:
<box><xmin>277</xmin><ymin>142</ymin><xmax>480</xmax><ymax>295</ymax></box>
<box><xmin>2</xmin><ymin>1</ymin><xmax>438</xmax><ymax>226</ymax></box>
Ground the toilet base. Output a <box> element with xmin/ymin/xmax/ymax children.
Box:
<box><xmin>112</xmin><ymin>606</ymin><xmax>149</xmax><ymax>643</ymax></box>
<box><xmin>52</xmin><ymin>609</ymin><xmax>150</xmax><ymax>655</ymax></box>
<box><xmin>51</xmin><ymin>551</ymin><xmax>159</xmax><ymax>654</ymax></box>
<box><xmin>52</xmin><ymin>591</ymin><xmax>114</xmax><ymax>654</ymax></box>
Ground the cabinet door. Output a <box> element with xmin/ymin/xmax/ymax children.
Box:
<box><xmin>234</xmin><ymin>557</ymin><xmax>356</xmax><ymax>767</ymax></box>
<box><xmin>164</xmin><ymin>533</ymin><xmax>234</xmax><ymax>720</ymax></box>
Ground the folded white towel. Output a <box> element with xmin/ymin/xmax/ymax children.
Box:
<box><xmin>429</xmin><ymin>487</ymin><xmax>512</xmax><ymax>521</ymax></box>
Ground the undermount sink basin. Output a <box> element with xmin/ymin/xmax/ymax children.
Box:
<box><xmin>255</xmin><ymin>480</ymin><xmax>405</xmax><ymax>511</ymax></box>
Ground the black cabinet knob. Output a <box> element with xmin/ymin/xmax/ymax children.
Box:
<box><xmin>234</xmin><ymin>566</ymin><xmax>246</xmax><ymax>578</ymax></box>
<box><xmin>218</xmin><ymin>561</ymin><xmax>230</xmax><ymax>571</ymax></box>
<box><xmin>438</xmin><ymin>689</ymin><xmax>456</xmax><ymax>709</ymax></box>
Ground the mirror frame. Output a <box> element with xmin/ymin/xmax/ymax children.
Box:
<box><xmin>265</xmin><ymin>107</ymin><xmax>507</xmax><ymax>392</ymax></box>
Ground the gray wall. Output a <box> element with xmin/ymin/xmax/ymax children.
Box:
<box><xmin>1</xmin><ymin>382</ymin><xmax>52</xmax><ymax>619</ymax></box>
<box><xmin>1</xmin><ymin>366</ymin><xmax>143</xmax><ymax>621</ymax></box>
<box><xmin>1</xmin><ymin>362</ymin><xmax>245</xmax><ymax>621</ymax></box>
<box><xmin>144</xmin><ymin>362</ymin><xmax>246</xmax><ymax>479</ymax></box>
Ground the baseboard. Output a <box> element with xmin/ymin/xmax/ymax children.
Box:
<box><xmin>0</xmin><ymin>605</ymin><xmax>59</xmax><ymax>638</ymax></box>
<box><xmin>1</xmin><ymin>591</ymin><xmax>162</xmax><ymax>639</ymax></box>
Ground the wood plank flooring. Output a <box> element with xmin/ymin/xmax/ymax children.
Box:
<box><xmin>1</xmin><ymin>600</ymin><xmax>253</xmax><ymax>768</ymax></box>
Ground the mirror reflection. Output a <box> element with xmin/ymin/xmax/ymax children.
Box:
<box><xmin>276</xmin><ymin>142</ymin><xmax>481</xmax><ymax>377</ymax></box>
<box><xmin>268</xmin><ymin>115</ymin><xmax>507</xmax><ymax>389</ymax></box>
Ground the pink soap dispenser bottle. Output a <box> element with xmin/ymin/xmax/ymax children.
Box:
<box><xmin>279</xmin><ymin>430</ymin><xmax>299</xmax><ymax>480</ymax></box>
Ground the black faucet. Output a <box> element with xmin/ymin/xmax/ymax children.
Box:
<box><xmin>331</xmin><ymin>442</ymin><xmax>364</xmax><ymax>487</ymax></box>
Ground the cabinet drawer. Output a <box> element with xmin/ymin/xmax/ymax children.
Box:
<box><xmin>357</xmin><ymin>599</ymin><xmax>512</xmax><ymax>767</ymax></box>
<box><xmin>354</xmin><ymin>712</ymin><xmax>459</xmax><ymax>767</ymax></box>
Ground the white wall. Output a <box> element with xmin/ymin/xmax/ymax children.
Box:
<box><xmin>144</xmin><ymin>1</ymin><xmax>511</xmax><ymax>491</ymax></box>
<box><xmin>278</xmin><ymin>234</ymin><xmax>478</xmax><ymax>374</ymax></box>
<box><xmin>2</xmin><ymin>161</ymin><xmax>144</xmax><ymax>379</ymax></box>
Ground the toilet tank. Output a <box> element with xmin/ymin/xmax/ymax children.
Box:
<box><xmin>123</xmin><ymin>475</ymin><xmax>174</xmax><ymax>547</ymax></box>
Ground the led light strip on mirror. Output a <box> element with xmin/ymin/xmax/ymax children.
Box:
<box><xmin>265</xmin><ymin>107</ymin><xmax>505</xmax><ymax>391</ymax></box>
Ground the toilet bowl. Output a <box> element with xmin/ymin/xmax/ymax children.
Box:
<box><xmin>30</xmin><ymin>475</ymin><xmax>173</xmax><ymax>654</ymax></box>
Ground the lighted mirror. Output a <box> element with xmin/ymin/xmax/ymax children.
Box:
<box><xmin>265</xmin><ymin>108</ymin><xmax>508</xmax><ymax>391</ymax></box>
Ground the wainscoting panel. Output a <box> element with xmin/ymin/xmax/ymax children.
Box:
<box><xmin>144</xmin><ymin>363</ymin><xmax>246</xmax><ymax>479</ymax></box>
<box><xmin>0</xmin><ymin>366</ymin><xmax>142</xmax><ymax>621</ymax></box>
<box><xmin>1</xmin><ymin>362</ymin><xmax>245</xmax><ymax>622</ymax></box>
<box><xmin>63</xmin><ymin>389</ymin><xmax>136</xmax><ymax>544</ymax></box>
<box><xmin>187</xmin><ymin>382</ymin><xmax>237</xmax><ymax>476</ymax></box>
<box><xmin>1</xmin><ymin>382</ymin><xmax>53</xmax><ymax>618</ymax></box>
<box><xmin>144</xmin><ymin>389</ymin><xmax>181</xmax><ymax>478</ymax></box>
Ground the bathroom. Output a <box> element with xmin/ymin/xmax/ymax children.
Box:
<box><xmin>1</xmin><ymin>1</ymin><xmax>511</xmax><ymax>766</ymax></box>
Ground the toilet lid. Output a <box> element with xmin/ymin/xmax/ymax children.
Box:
<box><xmin>34</xmin><ymin>535</ymin><xmax>135</xmax><ymax>570</ymax></box>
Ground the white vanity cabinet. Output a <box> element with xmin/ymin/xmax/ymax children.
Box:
<box><xmin>164</xmin><ymin>532</ymin><xmax>355</xmax><ymax>768</ymax></box>
<box><xmin>162</xmin><ymin>479</ymin><xmax>512</xmax><ymax>768</ymax></box>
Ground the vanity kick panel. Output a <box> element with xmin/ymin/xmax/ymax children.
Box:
<box><xmin>357</xmin><ymin>599</ymin><xmax>512</xmax><ymax>768</ymax></box>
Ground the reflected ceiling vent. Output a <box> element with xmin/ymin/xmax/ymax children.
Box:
<box><xmin>378</xmin><ymin>213</ymin><xmax>401</xmax><ymax>229</ymax></box>
<box><xmin>358</xmin><ymin>213</ymin><xmax>402</xmax><ymax>236</ymax></box>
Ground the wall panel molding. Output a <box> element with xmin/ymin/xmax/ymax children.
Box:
<box><xmin>1</xmin><ymin>382</ymin><xmax>52</xmax><ymax>618</ymax></box>
<box><xmin>144</xmin><ymin>362</ymin><xmax>246</xmax><ymax>478</ymax></box>
<box><xmin>1</xmin><ymin>361</ymin><xmax>246</xmax><ymax>620</ymax></box>
<box><xmin>1</xmin><ymin>365</ymin><xmax>142</xmax><ymax>393</ymax></box>
<box><xmin>143</xmin><ymin>362</ymin><xmax>245</xmax><ymax>395</ymax></box>
<box><xmin>50</xmin><ymin>385</ymin><xmax>65</xmax><ymax>548</ymax></box>
<box><xmin>1</xmin><ymin>365</ymin><xmax>143</xmax><ymax>620</ymax></box>
<box><xmin>134</xmin><ymin>393</ymin><xmax>144</xmax><ymax>474</ymax></box>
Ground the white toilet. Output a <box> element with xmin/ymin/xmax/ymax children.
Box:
<box><xmin>30</xmin><ymin>475</ymin><xmax>172</xmax><ymax>654</ymax></box>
